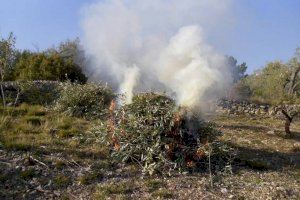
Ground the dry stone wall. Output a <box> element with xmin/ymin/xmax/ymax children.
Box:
<box><xmin>216</xmin><ymin>99</ymin><xmax>300</xmax><ymax>118</ymax></box>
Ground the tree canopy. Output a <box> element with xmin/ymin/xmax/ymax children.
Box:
<box><xmin>0</xmin><ymin>34</ymin><xmax>87</xmax><ymax>83</ymax></box>
<box><xmin>14</xmin><ymin>51</ymin><xmax>87</xmax><ymax>83</ymax></box>
<box><xmin>236</xmin><ymin>47</ymin><xmax>300</xmax><ymax>105</ymax></box>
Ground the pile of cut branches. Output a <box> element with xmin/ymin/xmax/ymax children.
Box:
<box><xmin>96</xmin><ymin>93</ymin><xmax>231</xmax><ymax>175</ymax></box>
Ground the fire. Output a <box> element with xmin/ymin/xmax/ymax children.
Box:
<box><xmin>186</xmin><ymin>160</ymin><xmax>195</xmax><ymax>168</ymax></box>
<box><xmin>109</xmin><ymin>100</ymin><xmax>116</xmax><ymax>113</ymax></box>
<box><xmin>174</xmin><ymin>112</ymin><xmax>182</xmax><ymax>125</ymax></box>
<box><xmin>196</xmin><ymin>148</ymin><xmax>206</xmax><ymax>158</ymax></box>
<box><xmin>108</xmin><ymin>100</ymin><xmax>120</xmax><ymax>151</ymax></box>
<box><xmin>114</xmin><ymin>143</ymin><xmax>121</xmax><ymax>151</ymax></box>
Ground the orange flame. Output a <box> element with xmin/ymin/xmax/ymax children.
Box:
<box><xmin>109</xmin><ymin>100</ymin><xmax>116</xmax><ymax>113</ymax></box>
<box><xmin>174</xmin><ymin>112</ymin><xmax>181</xmax><ymax>125</ymax></box>
<box><xmin>196</xmin><ymin>149</ymin><xmax>206</xmax><ymax>158</ymax></box>
<box><xmin>186</xmin><ymin>160</ymin><xmax>195</xmax><ymax>167</ymax></box>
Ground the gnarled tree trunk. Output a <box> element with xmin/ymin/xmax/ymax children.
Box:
<box><xmin>281</xmin><ymin>109</ymin><xmax>295</xmax><ymax>137</ymax></box>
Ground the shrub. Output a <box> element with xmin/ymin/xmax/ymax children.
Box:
<box><xmin>96</xmin><ymin>93</ymin><xmax>231</xmax><ymax>175</ymax></box>
<box><xmin>18</xmin><ymin>81</ymin><xmax>61</xmax><ymax>105</ymax></box>
<box><xmin>14</xmin><ymin>51</ymin><xmax>87</xmax><ymax>83</ymax></box>
<box><xmin>54</xmin><ymin>82</ymin><xmax>115</xmax><ymax>119</ymax></box>
<box><xmin>0</xmin><ymin>81</ymin><xmax>61</xmax><ymax>106</ymax></box>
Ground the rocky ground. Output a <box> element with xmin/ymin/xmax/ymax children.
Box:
<box><xmin>0</xmin><ymin>105</ymin><xmax>299</xmax><ymax>199</ymax></box>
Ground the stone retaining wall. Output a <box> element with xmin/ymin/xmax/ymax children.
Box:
<box><xmin>216</xmin><ymin>99</ymin><xmax>300</xmax><ymax>118</ymax></box>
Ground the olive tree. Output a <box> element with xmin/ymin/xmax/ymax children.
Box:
<box><xmin>244</xmin><ymin>61</ymin><xmax>289</xmax><ymax>104</ymax></box>
<box><xmin>280</xmin><ymin>48</ymin><xmax>300</xmax><ymax>137</ymax></box>
<box><xmin>242</xmin><ymin>48</ymin><xmax>300</xmax><ymax>137</ymax></box>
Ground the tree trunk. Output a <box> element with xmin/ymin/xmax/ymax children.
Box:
<box><xmin>281</xmin><ymin>109</ymin><xmax>293</xmax><ymax>137</ymax></box>
<box><xmin>284</xmin><ymin>117</ymin><xmax>292</xmax><ymax>136</ymax></box>
<box><xmin>0</xmin><ymin>83</ymin><xmax>5</xmax><ymax>107</ymax></box>
<box><xmin>13</xmin><ymin>88</ymin><xmax>20</xmax><ymax>106</ymax></box>
<box><xmin>0</xmin><ymin>69</ymin><xmax>6</xmax><ymax>107</ymax></box>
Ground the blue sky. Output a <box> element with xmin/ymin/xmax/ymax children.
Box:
<box><xmin>0</xmin><ymin>0</ymin><xmax>299</xmax><ymax>73</ymax></box>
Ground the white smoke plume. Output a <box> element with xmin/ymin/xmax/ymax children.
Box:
<box><xmin>119</xmin><ymin>65</ymin><xmax>140</xmax><ymax>104</ymax></box>
<box><xmin>157</xmin><ymin>26</ymin><xmax>229</xmax><ymax>108</ymax></box>
<box><xmin>81</xmin><ymin>0</ymin><xmax>233</xmax><ymax>109</ymax></box>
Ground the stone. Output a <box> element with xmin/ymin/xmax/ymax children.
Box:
<box><xmin>221</xmin><ymin>188</ymin><xmax>228</xmax><ymax>194</ymax></box>
<box><xmin>268</xmin><ymin>110</ymin><xmax>275</xmax><ymax>116</ymax></box>
<box><xmin>293</xmin><ymin>142</ymin><xmax>300</xmax><ymax>149</ymax></box>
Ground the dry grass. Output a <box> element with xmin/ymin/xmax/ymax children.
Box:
<box><xmin>93</xmin><ymin>180</ymin><xmax>136</xmax><ymax>199</ymax></box>
<box><xmin>0</xmin><ymin>106</ymin><xmax>299</xmax><ymax>199</ymax></box>
<box><xmin>0</xmin><ymin>104</ymin><xmax>102</xmax><ymax>154</ymax></box>
<box><xmin>215</xmin><ymin>115</ymin><xmax>300</xmax><ymax>148</ymax></box>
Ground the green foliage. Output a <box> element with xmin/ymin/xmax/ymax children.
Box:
<box><xmin>0</xmin><ymin>32</ymin><xmax>17</xmax><ymax>106</ymax></box>
<box><xmin>241</xmin><ymin>61</ymin><xmax>289</xmax><ymax>104</ymax></box>
<box><xmin>17</xmin><ymin>81</ymin><xmax>61</xmax><ymax>105</ymax></box>
<box><xmin>96</xmin><ymin>93</ymin><xmax>228</xmax><ymax>175</ymax></box>
<box><xmin>14</xmin><ymin>51</ymin><xmax>87</xmax><ymax>83</ymax></box>
<box><xmin>54</xmin><ymin>82</ymin><xmax>115</xmax><ymax>119</ymax></box>
<box><xmin>234</xmin><ymin>47</ymin><xmax>300</xmax><ymax>105</ymax></box>
<box><xmin>285</xmin><ymin>55</ymin><xmax>300</xmax><ymax>97</ymax></box>
<box><xmin>56</xmin><ymin>38</ymin><xmax>87</xmax><ymax>72</ymax></box>
<box><xmin>0</xmin><ymin>35</ymin><xmax>88</xmax><ymax>83</ymax></box>
<box><xmin>0</xmin><ymin>32</ymin><xmax>17</xmax><ymax>81</ymax></box>
<box><xmin>0</xmin><ymin>81</ymin><xmax>59</xmax><ymax>106</ymax></box>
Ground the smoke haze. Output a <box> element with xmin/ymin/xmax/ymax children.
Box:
<box><xmin>81</xmin><ymin>0</ymin><xmax>233</xmax><ymax>110</ymax></box>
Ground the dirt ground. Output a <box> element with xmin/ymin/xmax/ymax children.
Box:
<box><xmin>0</xmin><ymin>107</ymin><xmax>299</xmax><ymax>199</ymax></box>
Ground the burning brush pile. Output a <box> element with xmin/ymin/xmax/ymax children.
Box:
<box><xmin>96</xmin><ymin>93</ymin><xmax>232</xmax><ymax>175</ymax></box>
